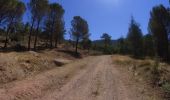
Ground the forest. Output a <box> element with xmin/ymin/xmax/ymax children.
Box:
<box><xmin>0</xmin><ymin>0</ymin><xmax>170</xmax><ymax>63</ymax></box>
<box><xmin>0</xmin><ymin>0</ymin><xmax>66</xmax><ymax>51</ymax></box>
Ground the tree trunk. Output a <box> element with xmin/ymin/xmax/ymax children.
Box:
<box><xmin>104</xmin><ymin>40</ymin><xmax>107</xmax><ymax>52</ymax></box>
<box><xmin>72</xmin><ymin>42</ymin><xmax>75</xmax><ymax>48</ymax></box>
<box><xmin>28</xmin><ymin>19</ymin><xmax>35</xmax><ymax>50</ymax></box>
<box><xmin>165</xmin><ymin>32</ymin><xmax>169</xmax><ymax>62</ymax></box>
<box><xmin>50</xmin><ymin>20</ymin><xmax>55</xmax><ymax>48</ymax></box>
<box><xmin>34</xmin><ymin>20</ymin><xmax>40</xmax><ymax>51</ymax></box>
<box><xmin>164</xmin><ymin>39</ymin><xmax>169</xmax><ymax>62</ymax></box>
<box><xmin>88</xmin><ymin>47</ymin><xmax>90</xmax><ymax>53</ymax></box>
<box><xmin>75</xmin><ymin>37</ymin><xmax>79</xmax><ymax>54</ymax></box>
<box><xmin>4</xmin><ymin>27</ymin><xmax>11</xmax><ymax>48</ymax></box>
<box><xmin>50</xmin><ymin>33</ymin><xmax>53</xmax><ymax>48</ymax></box>
<box><xmin>55</xmin><ymin>38</ymin><xmax>58</xmax><ymax>48</ymax></box>
<box><xmin>4</xmin><ymin>17</ymin><xmax>14</xmax><ymax>49</ymax></box>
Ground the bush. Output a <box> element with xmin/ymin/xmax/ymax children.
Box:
<box><xmin>151</xmin><ymin>57</ymin><xmax>161</xmax><ymax>86</ymax></box>
<box><xmin>91</xmin><ymin>44</ymin><xmax>114</xmax><ymax>55</ymax></box>
<box><xmin>162</xmin><ymin>82</ymin><xmax>170</xmax><ymax>98</ymax></box>
<box><xmin>13</xmin><ymin>43</ymin><xmax>26</xmax><ymax>52</ymax></box>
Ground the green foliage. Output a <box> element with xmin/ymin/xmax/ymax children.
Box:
<box><xmin>162</xmin><ymin>82</ymin><xmax>170</xmax><ymax>97</ymax></box>
<box><xmin>45</xmin><ymin>3</ymin><xmax>65</xmax><ymax>48</ymax></box>
<box><xmin>0</xmin><ymin>0</ymin><xmax>67</xmax><ymax>51</ymax></box>
<box><xmin>151</xmin><ymin>57</ymin><xmax>161</xmax><ymax>86</ymax></box>
<box><xmin>0</xmin><ymin>0</ymin><xmax>23</xmax><ymax>23</ymax></box>
<box><xmin>71</xmin><ymin>16</ymin><xmax>89</xmax><ymax>53</ymax></box>
<box><xmin>3</xmin><ymin>0</ymin><xmax>26</xmax><ymax>48</ymax></box>
<box><xmin>10</xmin><ymin>32</ymin><xmax>22</xmax><ymax>42</ymax></box>
<box><xmin>143</xmin><ymin>34</ymin><xmax>155</xmax><ymax>57</ymax></box>
<box><xmin>127</xmin><ymin>17</ymin><xmax>143</xmax><ymax>58</ymax></box>
<box><xmin>149</xmin><ymin>5</ymin><xmax>169</xmax><ymax>61</ymax></box>
<box><xmin>8</xmin><ymin>22</ymin><xmax>27</xmax><ymax>42</ymax></box>
<box><xmin>100</xmin><ymin>33</ymin><xmax>112</xmax><ymax>53</ymax></box>
<box><xmin>101</xmin><ymin>33</ymin><xmax>112</xmax><ymax>47</ymax></box>
<box><xmin>30</xmin><ymin>0</ymin><xmax>49</xmax><ymax>50</ymax></box>
<box><xmin>114</xmin><ymin>37</ymin><xmax>129</xmax><ymax>54</ymax></box>
<box><xmin>29</xmin><ymin>0</ymin><xmax>49</xmax><ymax>21</ymax></box>
<box><xmin>92</xmin><ymin>43</ymin><xmax>114</xmax><ymax>54</ymax></box>
<box><xmin>71</xmin><ymin>16</ymin><xmax>89</xmax><ymax>39</ymax></box>
<box><xmin>81</xmin><ymin>38</ymin><xmax>92</xmax><ymax>50</ymax></box>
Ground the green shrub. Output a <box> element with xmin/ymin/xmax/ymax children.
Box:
<box><xmin>151</xmin><ymin>57</ymin><xmax>161</xmax><ymax>86</ymax></box>
<box><xmin>162</xmin><ymin>82</ymin><xmax>170</xmax><ymax>98</ymax></box>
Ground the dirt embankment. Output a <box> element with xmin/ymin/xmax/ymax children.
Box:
<box><xmin>0</xmin><ymin>49</ymin><xmax>78</xmax><ymax>85</ymax></box>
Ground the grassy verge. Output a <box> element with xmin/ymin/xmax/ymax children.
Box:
<box><xmin>112</xmin><ymin>55</ymin><xmax>170</xmax><ymax>99</ymax></box>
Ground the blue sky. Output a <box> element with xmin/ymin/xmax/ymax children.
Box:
<box><xmin>24</xmin><ymin>0</ymin><xmax>169</xmax><ymax>40</ymax></box>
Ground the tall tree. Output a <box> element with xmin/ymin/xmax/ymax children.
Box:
<box><xmin>143</xmin><ymin>34</ymin><xmax>155</xmax><ymax>57</ymax></box>
<box><xmin>28</xmin><ymin>0</ymin><xmax>48</xmax><ymax>50</ymax></box>
<box><xmin>33</xmin><ymin>0</ymin><xmax>49</xmax><ymax>50</ymax></box>
<box><xmin>4</xmin><ymin>0</ymin><xmax>26</xmax><ymax>48</ymax></box>
<box><xmin>45</xmin><ymin>3</ymin><xmax>65</xmax><ymax>48</ymax></box>
<box><xmin>149</xmin><ymin>5</ymin><xmax>169</xmax><ymax>61</ymax></box>
<box><xmin>71</xmin><ymin>16</ymin><xmax>89</xmax><ymax>54</ymax></box>
<box><xmin>27</xmin><ymin>0</ymin><xmax>36</xmax><ymax>50</ymax></box>
<box><xmin>81</xmin><ymin>33</ymin><xmax>91</xmax><ymax>50</ymax></box>
<box><xmin>54</xmin><ymin>20</ymin><xmax>65</xmax><ymax>48</ymax></box>
<box><xmin>127</xmin><ymin>17</ymin><xmax>143</xmax><ymax>58</ymax></box>
<box><xmin>116</xmin><ymin>37</ymin><xmax>128</xmax><ymax>54</ymax></box>
<box><xmin>9</xmin><ymin>21</ymin><xmax>26</xmax><ymax>43</ymax></box>
<box><xmin>23</xmin><ymin>22</ymin><xmax>31</xmax><ymax>39</ymax></box>
<box><xmin>0</xmin><ymin>0</ymin><xmax>15</xmax><ymax>24</ymax></box>
<box><xmin>101</xmin><ymin>33</ymin><xmax>112</xmax><ymax>49</ymax></box>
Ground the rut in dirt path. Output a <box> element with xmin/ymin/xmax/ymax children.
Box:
<box><xmin>37</xmin><ymin>56</ymin><xmax>133</xmax><ymax>100</ymax></box>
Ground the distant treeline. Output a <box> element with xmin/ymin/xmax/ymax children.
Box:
<box><xmin>92</xmin><ymin>4</ymin><xmax>170</xmax><ymax>62</ymax></box>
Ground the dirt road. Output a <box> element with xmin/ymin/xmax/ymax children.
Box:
<box><xmin>0</xmin><ymin>56</ymin><xmax>157</xmax><ymax>100</ymax></box>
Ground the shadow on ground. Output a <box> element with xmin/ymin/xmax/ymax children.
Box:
<box><xmin>57</xmin><ymin>50</ymin><xmax>82</xmax><ymax>58</ymax></box>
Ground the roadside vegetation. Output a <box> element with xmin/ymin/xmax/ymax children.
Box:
<box><xmin>112</xmin><ymin>55</ymin><xmax>170</xmax><ymax>99</ymax></box>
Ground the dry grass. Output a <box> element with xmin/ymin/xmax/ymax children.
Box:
<box><xmin>0</xmin><ymin>49</ymin><xmax>78</xmax><ymax>84</ymax></box>
<box><xmin>112</xmin><ymin>55</ymin><xmax>170</xmax><ymax>99</ymax></box>
<box><xmin>113</xmin><ymin>55</ymin><xmax>154</xmax><ymax>80</ymax></box>
<box><xmin>112</xmin><ymin>55</ymin><xmax>170</xmax><ymax>81</ymax></box>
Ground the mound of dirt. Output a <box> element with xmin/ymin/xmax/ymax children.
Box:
<box><xmin>0</xmin><ymin>49</ymin><xmax>78</xmax><ymax>84</ymax></box>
